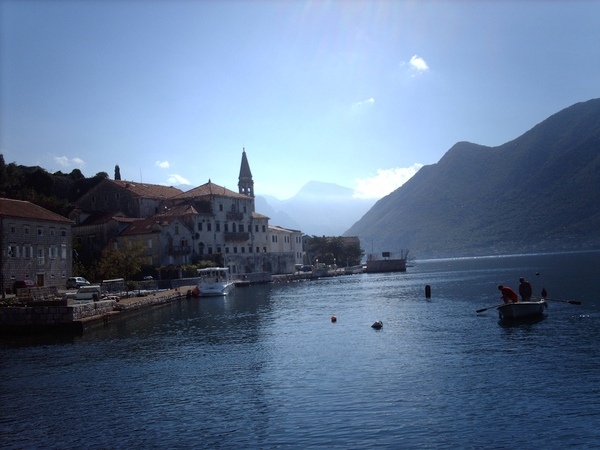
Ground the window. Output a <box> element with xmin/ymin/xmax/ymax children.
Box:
<box><xmin>8</xmin><ymin>245</ymin><xmax>19</xmax><ymax>258</ymax></box>
<box><xmin>49</xmin><ymin>246</ymin><xmax>58</xmax><ymax>259</ymax></box>
<box><xmin>224</xmin><ymin>223</ymin><xmax>229</xmax><ymax>232</ymax></box>
<box><xmin>175</xmin><ymin>225</ymin><xmax>179</xmax><ymax>235</ymax></box>
<box><xmin>10</xmin><ymin>226</ymin><xmax>16</xmax><ymax>233</ymax></box>
<box><xmin>37</xmin><ymin>228</ymin><xmax>43</xmax><ymax>236</ymax></box>
<box><xmin>233</xmin><ymin>247</ymin><xmax>237</xmax><ymax>253</ymax></box>
<box><xmin>24</xmin><ymin>246</ymin><xmax>32</xmax><ymax>258</ymax></box>
<box><xmin>50</xmin><ymin>228</ymin><xmax>55</xmax><ymax>236</ymax></box>
<box><xmin>208</xmin><ymin>247</ymin><xmax>213</xmax><ymax>254</ymax></box>
<box><xmin>216</xmin><ymin>223</ymin><xmax>221</xmax><ymax>232</ymax></box>
<box><xmin>198</xmin><ymin>222</ymin><xmax>203</xmax><ymax>231</ymax></box>
<box><xmin>262</xmin><ymin>225</ymin><xmax>266</xmax><ymax>232</ymax></box>
<box><xmin>256</xmin><ymin>247</ymin><xmax>260</xmax><ymax>253</ymax></box>
<box><xmin>61</xmin><ymin>245</ymin><xmax>67</xmax><ymax>259</ymax></box>
<box><xmin>225</xmin><ymin>247</ymin><xmax>229</xmax><ymax>253</ymax></box>
<box><xmin>232</xmin><ymin>223</ymin><xmax>237</xmax><ymax>232</ymax></box>
<box><xmin>219</xmin><ymin>204</ymin><xmax>223</xmax><ymax>211</ymax></box>
<box><xmin>239</xmin><ymin>224</ymin><xmax>244</xmax><ymax>232</ymax></box>
<box><xmin>92</xmin><ymin>196</ymin><xmax>96</xmax><ymax>203</ymax></box>
<box><xmin>249</xmin><ymin>247</ymin><xmax>252</xmax><ymax>253</ymax></box>
<box><xmin>263</xmin><ymin>246</ymin><xmax>267</xmax><ymax>252</ymax></box>
<box><xmin>217</xmin><ymin>247</ymin><xmax>221</xmax><ymax>253</ymax></box>
<box><xmin>243</xmin><ymin>206</ymin><xmax>247</xmax><ymax>213</ymax></box>
<box><xmin>61</xmin><ymin>229</ymin><xmax>67</xmax><ymax>237</ymax></box>
<box><xmin>207</xmin><ymin>223</ymin><xmax>212</xmax><ymax>232</ymax></box>
<box><xmin>241</xmin><ymin>247</ymin><xmax>245</xmax><ymax>253</ymax></box>
<box><xmin>76</xmin><ymin>237</ymin><xmax>83</xmax><ymax>245</ymax></box>
<box><xmin>255</xmin><ymin>225</ymin><xmax>258</xmax><ymax>232</ymax></box>
<box><xmin>148</xmin><ymin>240</ymin><xmax>153</xmax><ymax>249</ymax></box>
<box><xmin>231</xmin><ymin>204</ymin><xmax>236</xmax><ymax>212</ymax></box>
<box><xmin>24</xmin><ymin>226</ymin><xmax>29</xmax><ymax>235</ymax></box>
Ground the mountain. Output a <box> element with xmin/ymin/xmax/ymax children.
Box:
<box><xmin>344</xmin><ymin>98</ymin><xmax>600</xmax><ymax>259</ymax></box>
<box><xmin>256</xmin><ymin>181</ymin><xmax>377</xmax><ymax>236</ymax></box>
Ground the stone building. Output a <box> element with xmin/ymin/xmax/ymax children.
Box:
<box><xmin>0</xmin><ymin>198</ymin><xmax>73</xmax><ymax>294</ymax></box>
<box><xmin>268</xmin><ymin>225</ymin><xmax>303</xmax><ymax>266</ymax></box>
<box><xmin>73</xmin><ymin>179</ymin><xmax>183</xmax><ymax>219</ymax></box>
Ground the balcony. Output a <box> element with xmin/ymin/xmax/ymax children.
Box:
<box><xmin>167</xmin><ymin>245</ymin><xmax>192</xmax><ymax>255</ymax></box>
<box><xmin>224</xmin><ymin>232</ymin><xmax>250</xmax><ymax>242</ymax></box>
<box><xmin>226</xmin><ymin>212</ymin><xmax>244</xmax><ymax>221</ymax></box>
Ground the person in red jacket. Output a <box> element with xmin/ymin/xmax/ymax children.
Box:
<box><xmin>498</xmin><ymin>285</ymin><xmax>518</xmax><ymax>304</ymax></box>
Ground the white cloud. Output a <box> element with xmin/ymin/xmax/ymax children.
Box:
<box><xmin>54</xmin><ymin>156</ymin><xmax>85</xmax><ymax>167</ymax></box>
<box><xmin>353</xmin><ymin>164</ymin><xmax>423</xmax><ymax>199</ymax></box>
<box><xmin>352</xmin><ymin>98</ymin><xmax>375</xmax><ymax>109</ymax></box>
<box><xmin>409</xmin><ymin>55</ymin><xmax>429</xmax><ymax>72</ymax></box>
<box><xmin>54</xmin><ymin>156</ymin><xmax>70</xmax><ymax>167</ymax></box>
<box><xmin>156</xmin><ymin>160</ymin><xmax>170</xmax><ymax>169</ymax></box>
<box><xmin>72</xmin><ymin>158</ymin><xmax>85</xmax><ymax>167</ymax></box>
<box><xmin>166</xmin><ymin>174</ymin><xmax>190</xmax><ymax>185</ymax></box>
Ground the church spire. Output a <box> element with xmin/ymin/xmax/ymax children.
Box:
<box><xmin>238</xmin><ymin>148</ymin><xmax>254</xmax><ymax>197</ymax></box>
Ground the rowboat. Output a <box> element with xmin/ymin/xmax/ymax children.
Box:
<box><xmin>196</xmin><ymin>267</ymin><xmax>235</xmax><ymax>296</ymax></box>
<box><xmin>497</xmin><ymin>299</ymin><xmax>547</xmax><ymax>320</ymax></box>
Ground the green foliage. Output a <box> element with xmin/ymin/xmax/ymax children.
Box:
<box><xmin>306</xmin><ymin>236</ymin><xmax>365</xmax><ymax>266</ymax></box>
<box><xmin>97</xmin><ymin>240</ymin><xmax>147</xmax><ymax>281</ymax></box>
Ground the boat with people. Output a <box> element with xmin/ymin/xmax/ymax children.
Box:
<box><xmin>196</xmin><ymin>267</ymin><xmax>235</xmax><ymax>296</ymax></box>
<box><xmin>497</xmin><ymin>299</ymin><xmax>547</xmax><ymax>320</ymax></box>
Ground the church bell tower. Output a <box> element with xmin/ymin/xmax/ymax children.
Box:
<box><xmin>238</xmin><ymin>148</ymin><xmax>254</xmax><ymax>197</ymax></box>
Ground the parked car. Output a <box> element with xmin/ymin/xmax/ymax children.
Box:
<box><xmin>13</xmin><ymin>279</ymin><xmax>37</xmax><ymax>292</ymax></box>
<box><xmin>66</xmin><ymin>277</ymin><xmax>91</xmax><ymax>289</ymax></box>
<box><xmin>63</xmin><ymin>285</ymin><xmax>103</xmax><ymax>302</ymax></box>
<box><xmin>143</xmin><ymin>275</ymin><xmax>154</xmax><ymax>280</ymax></box>
<box><xmin>299</xmin><ymin>265</ymin><xmax>313</xmax><ymax>272</ymax></box>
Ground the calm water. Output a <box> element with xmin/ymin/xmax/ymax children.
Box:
<box><xmin>2</xmin><ymin>251</ymin><xmax>600</xmax><ymax>449</ymax></box>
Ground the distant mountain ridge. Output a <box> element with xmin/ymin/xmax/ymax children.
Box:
<box><xmin>344</xmin><ymin>98</ymin><xmax>600</xmax><ymax>258</ymax></box>
<box><xmin>255</xmin><ymin>181</ymin><xmax>377</xmax><ymax>236</ymax></box>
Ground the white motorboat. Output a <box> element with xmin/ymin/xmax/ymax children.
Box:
<box><xmin>196</xmin><ymin>267</ymin><xmax>235</xmax><ymax>296</ymax></box>
<box><xmin>497</xmin><ymin>299</ymin><xmax>547</xmax><ymax>320</ymax></box>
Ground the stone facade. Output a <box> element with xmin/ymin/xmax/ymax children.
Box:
<box><xmin>1</xmin><ymin>199</ymin><xmax>73</xmax><ymax>294</ymax></box>
<box><xmin>74</xmin><ymin>179</ymin><xmax>183</xmax><ymax>219</ymax></box>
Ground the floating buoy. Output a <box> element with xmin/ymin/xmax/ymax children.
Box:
<box><xmin>371</xmin><ymin>320</ymin><xmax>383</xmax><ymax>329</ymax></box>
<box><xmin>331</xmin><ymin>315</ymin><xmax>337</xmax><ymax>323</ymax></box>
<box><xmin>425</xmin><ymin>285</ymin><xmax>431</xmax><ymax>298</ymax></box>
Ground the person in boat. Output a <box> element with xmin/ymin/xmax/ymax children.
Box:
<box><xmin>498</xmin><ymin>285</ymin><xmax>518</xmax><ymax>304</ymax></box>
<box><xmin>518</xmin><ymin>277</ymin><xmax>533</xmax><ymax>301</ymax></box>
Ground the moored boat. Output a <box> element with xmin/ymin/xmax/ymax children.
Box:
<box><xmin>497</xmin><ymin>299</ymin><xmax>547</xmax><ymax>320</ymax></box>
<box><xmin>196</xmin><ymin>267</ymin><xmax>235</xmax><ymax>296</ymax></box>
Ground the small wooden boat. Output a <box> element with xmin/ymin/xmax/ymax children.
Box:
<box><xmin>371</xmin><ymin>320</ymin><xmax>383</xmax><ymax>329</ymax></box>
<box><xmin>497</xmin><ymin>299</ymin><xmax>547</xmax><ymax>320</ymax></box>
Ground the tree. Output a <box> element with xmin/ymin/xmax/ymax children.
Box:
<box><xmin>115</xmin><ymin>165</ymin><xmax>121</xmax><ymax>180</ymax></box>
<box><xmin>97</xmin><ymin>240</ymin><xmax>147</xmax><ymax>280</ymax></box>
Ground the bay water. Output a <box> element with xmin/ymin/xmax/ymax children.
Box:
<box><xmin>2</xmin><ymin>251</ymin><xmax>600</xmax><ymax>449</ymax></box>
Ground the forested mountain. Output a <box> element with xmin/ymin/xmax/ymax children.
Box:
<box><xmin>0</xmin><ymin>158</ymin><xmax>108</xmax><ymax>216</ymax></box>
<box><xmin>344</xmin><ymin>99</ymin><xmax>600</xmax><ymax>259</ymax></box>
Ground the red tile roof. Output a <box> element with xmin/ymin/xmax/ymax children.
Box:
<box><xmin>108</xmin><ymin>179</ymin><xmax>183</xmax><ymax>199</ymax></box>
<box><xmin>118</xmin><ymin>216</ymin><xmax>180</xmax><ymax>236</ymax></box>
<box><xmin>0</xmin><ymin>198</ymin><xmax>73</xmax><ymax>224</ymax></box>
<box><xmin>172</xmin><ymin>180</ymin><xmax>248</xmax><ymax>200</ymax></box>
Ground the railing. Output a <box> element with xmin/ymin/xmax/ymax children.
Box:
<box><xmin>167</xmin><ymin>245</ymin><xmax>192</xmax><ymax>255</ymax></box>
<box><xmin>226</xmin><ymin>212</ymin><xmax>244</xmax><ymax>221</ymax></box>
<box><xmin>224</xmin><ymin>232</ymin><xmax>250</xmax><ymax>242</ymax></box>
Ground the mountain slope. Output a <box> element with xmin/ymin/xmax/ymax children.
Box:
<box><xmin>344</xmin><ymin>98</ymin><xmax>600</xmax><ymax>258</ymax></box>
<box><xmin>256</xmin><ymin>181</ymin><xmax>377</xmax><ymax>236</ymax></box>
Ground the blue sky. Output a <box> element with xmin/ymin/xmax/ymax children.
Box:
<box><xmin>1</xmin><ymin>1</ymin><xmax>599</xmax><ymax>200</ymax></box>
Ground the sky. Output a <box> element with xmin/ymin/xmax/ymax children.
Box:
<box><xmin>1</xmin><ymin>1</ymin><xmax>599</xmax><ymax>200</ymax></box>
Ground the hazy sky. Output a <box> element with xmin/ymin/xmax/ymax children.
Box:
<box><xmin>1</xmin><ymin>1</ymin><xmax>599</xmax><ymax>200</ymax></box>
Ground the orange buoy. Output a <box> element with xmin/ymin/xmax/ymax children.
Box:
<box><xmin>331</xmin><ymin>315</ymin><xmax>337</xmax><ymax>323</ymax></box>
